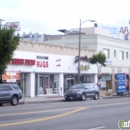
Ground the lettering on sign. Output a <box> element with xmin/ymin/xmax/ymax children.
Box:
<box><xmin>36</xmin><ymin>56</ymin><xmax>48</xmax><ymax>60</ymax></box>
<box><xmin>74</xmin><ymin>56</ymin><xmax>90</xmax><ymax>63</ymax></box>
<box><xmin>80</xmin><ymin>65</ymin><xmax>90</xmax><ymax>70</ymax></box>
<box><xmin>37</xmin><ymin>61</ymin><xmax>48</xmax><ymax>68</ymax></box>
<box><xmin>9</xmin><ymin>58</ymin><xmax>35</xmax><ymax>66</ymax></box>
<box><xmin>56</xmin><ymin>58</ymin><xmax>61</xmax><ymax>67</ymax></box>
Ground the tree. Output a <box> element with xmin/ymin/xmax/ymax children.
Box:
<box><xmin>0</xmin><ymin>28</ymin><xmax>20</xmax><ymax>76</ymax></box>
<box><xmin>89</xmin><ymin>51</ymin><xmax>106</xmax><ymax>86</ymax></box>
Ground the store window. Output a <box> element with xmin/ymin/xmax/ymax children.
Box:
<box><xmin>37</xmin><ymin>74</ymin><xmax>58</xmax><ymax>95</ymax></box>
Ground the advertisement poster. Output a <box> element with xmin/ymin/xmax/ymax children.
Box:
<box><xmin>100</xmin><ymin>80</ymin><xmax>106</xmax><ymax>89</ymax></box>
<box><xmin>115</xmin><ymin>73</ymin><xmax>126</xmax><ymax>93</ymax></box>
<box><xmin>2</xmin><ymin>72</ymin><xmax>20</xmax><ymax>82</ymax></box>
<box><xmin>97</xmin><ymin>22</ymin><xmax>130</xmax><ymax>41</ymax></box>
<box><xmin>6</xmin><ymin>22</ymin><xmax>20</xmax><ymax>31</ymax></box>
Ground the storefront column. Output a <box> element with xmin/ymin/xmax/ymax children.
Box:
<box><xmin>94</xmin><ymin>74</ymin><xmax>98</xmax><ymax>84</ymax></box>
<box><xmin>58</xmin><ymin>73</ymin><xmax>64</xmax><ymax>96</ymax></box>
<box><xmin>29</xmin><ymin>72</ymin><xmax>35</xmax><ymax>97</ymax></box>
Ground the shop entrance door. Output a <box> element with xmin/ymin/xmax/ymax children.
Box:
<box><xmin>66</xmin><ymin>78</ymin><xmax>74</xmax><ymax>90</ymax></box>
<box><xmin>20</xmin><ymin>73</ymin><xmax>26</xmax><ymax>96</ymax></box>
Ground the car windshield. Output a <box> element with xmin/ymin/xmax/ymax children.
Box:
<box><xmin>69</xmin><ymin>84</ymin><xmax>84</xmax><ymax>89</ymax></box>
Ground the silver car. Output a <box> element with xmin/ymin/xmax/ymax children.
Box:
<box><xmin>0</xmin><ymin>84</ymin><xmax>23</xmax><ymax>106</ymax></box>
<box><xmin>64</xmin><ymin>83</ymin><xmax>100</xmax><ymax>101</ymax></box>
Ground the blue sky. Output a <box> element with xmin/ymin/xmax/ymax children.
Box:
<box><xmin>0</xmin><ymin>0</ymin><xmax>129</xmax><ymax>35</ymax></box>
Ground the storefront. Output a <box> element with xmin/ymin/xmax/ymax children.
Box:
<box><xmin>4</xmin><ymin>50</ymin><xmax>98</xmax><ymax>97</ymax></box>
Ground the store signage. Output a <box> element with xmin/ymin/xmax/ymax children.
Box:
<box><xmin>74</xmin><ymin>56</ymin><xmax>89</xmax><ymax>63</ymax></box>
<box><xmin>56</xmin><ymin>58</ymin><xmax>61</xmax><ymax>67</ymax></box>
<box><xmin>80</xmin><ymin>65</ymin><xmax>90</xmax><ymax>70</ymax></box>
<box><xmin>36</xmin><ymin>61</ymin><xmax>48</xmax><ymax>68</ymax></box>
<box><xmin>6</xmin><ymin>22</ymin><xmax>20</xmax><ymax>31</ymax></box>
<box><xmin>116</xmin><ymin>73</ymin><xmax>126</xmax><ymax>93</ymax></box>
<box><xmin>2</xmin><ymin>72</ymin><xmax>20</xmax><ymax>82</ymax></box>
<box><xmin>36</xmin><ymin>56</ymin><xmax>48</xmax><ymax>60</ymax></box>
<box><xmin>9</xmin><ymin>58</ymin><xmax>35</xmax><ymax>66</ymax></box>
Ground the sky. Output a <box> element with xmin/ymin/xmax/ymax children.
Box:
<box><xmin>0</xmin><ymin>0</ymin><xmax>130</xmax><ymax>35</ymax></box>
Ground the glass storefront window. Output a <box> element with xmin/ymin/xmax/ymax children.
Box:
<box><xmin>37</xmin><ymin>74</ymin><xmax>58</xmax><ymax>95</ymax></box>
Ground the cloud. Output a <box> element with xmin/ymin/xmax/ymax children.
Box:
<box><xmin>0</xmin><ymin>0</ymin><xmax>130</xmax><ymax>34</ymax></box>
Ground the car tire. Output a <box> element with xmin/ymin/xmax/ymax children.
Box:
<box><xmin>10</xmin><ymin>96</ymin><xmax>19</xmax><ymax>106</ymax></box>
<box><xmin>81</xmin><ymin>93</ymin><xmax>86</xmax><ymax>101</ymax></box>
<box><xmin>65</xmin><ymin>97</ymin><xmax>70</xmax><ymax>101</ymax></box>
<box><xmin>94</xmin><ymin>93</ymin><xmax>98</xmax><ymax>100</ymax></box>
<box><xmin>0</xmin><ymin>103</ymin><xmax>3</xmax><ymax>107</ymax></box>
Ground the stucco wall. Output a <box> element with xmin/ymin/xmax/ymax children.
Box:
<box><xmin>17</xmin><ymin>40</ymin><xmax>95</xmax><ymax>58</ymax></box>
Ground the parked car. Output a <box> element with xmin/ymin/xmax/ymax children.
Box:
<box><xmin>0</xmin><ymin>83</ymin><xmax>23</xmax><ymax>106</ymax></box>
<box><xmin>64</xmin><ymin>83</ymin><xmax>100</xmax><ymax>101</ymax></box>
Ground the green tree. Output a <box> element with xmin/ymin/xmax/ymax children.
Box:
<box><xmin>89</xmin><ymin>51</ymin><xmax>106</xmax><ymax>85</ymax></box>
<box><xmin>0</xmin><ymin>28</ymin><xmax>20</xmax><ymax>76</ymax></box>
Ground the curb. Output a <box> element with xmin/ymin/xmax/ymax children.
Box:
<box><xmin>19</xmin><ymin>99</ymin><xmax>65</xmax><ymax>104</ymax></box>
<box><xmin>19</xmin><ymin>96</ymin><xmax>130</xmax><ymax>104</ymax></box>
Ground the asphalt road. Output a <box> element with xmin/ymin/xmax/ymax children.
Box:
<box><xmin>0</xmin><ymin>97</ymin><xmax>130</xmax><ymax>130</ymax></box>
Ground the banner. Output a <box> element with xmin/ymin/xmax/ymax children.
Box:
<box><xmin>2</xmin><ymin>72</ymin><xmax>20</xmax><ymax>82</ymax></box>
<box><xmin>6</xmin><ymin>22</ymin><xmax>20</xmax><ymax>31</ymax></box>
<box><xmin>115</xmin><ymin>73</ymin><xmax>126</xmax><ymax>93</ymax></box>
<box><xmin>97</xmin><ymin>22</ymin><xmax>130</xmax><ymax>41</ymax></box>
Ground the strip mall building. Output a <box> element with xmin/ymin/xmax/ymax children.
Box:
<box><xmin>3</xmin><ymin>41</ymin><xmax>98</xmax><ymax>97</ymax></box>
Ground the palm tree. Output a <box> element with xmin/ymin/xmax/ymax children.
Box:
<box><xmin>89</xmin><ymin>51</ymin><xmax>106</xmax><ymax>87</ymax></box>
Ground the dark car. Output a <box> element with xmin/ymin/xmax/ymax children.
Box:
<box><xmin>0</xmin><ymin>84</ymin><xmax>23</xmax><ymax>106</ymax></box>
<box><xmin>64</xmin><ymin>83</ymin><xmax>100</xmax><ymax>101</ymax></box>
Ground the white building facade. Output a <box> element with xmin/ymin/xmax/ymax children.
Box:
<box><xmin>3</xmin><ymin>41</ymin><xmax>97</xmax><ymax>97</ymax></box>
<box><xmin>45</xmin><ymin>27</ymin><xmax>130</xmax><ymax>92</ymax></box>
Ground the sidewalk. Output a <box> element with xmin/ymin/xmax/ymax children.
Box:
<box><xmin>19</xmin><ymin>91</ymin><xmax>130</xmax><ymax>104</ymax></box>
<box><xmin>19</xmin><ymin>96</ymin><xmax>64</xmax><ymax>104</ymax></box>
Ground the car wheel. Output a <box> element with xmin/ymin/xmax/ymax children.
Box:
<box><xmin>94</xmin><ymin>93</ymin><xmax>98</xmax><ymax>100</ymax></box>
<box><xmin>81</xmin><ymin>94</ymin><xmax>86</xmax><ymax>101</ymax></box>
<box><xmin>0</xmin><ymin>103</ymin><xmax>3</xmax><ymax>107</ymax></box>
<box><xmin>65</xmin><ymin>97</ymin><xmax>70</xmax><ymax>101</ymax></box>
<box><xmin>11</xmin><ymin>96</ymin><xmax>19</xmax><ymax>106</ymax></box>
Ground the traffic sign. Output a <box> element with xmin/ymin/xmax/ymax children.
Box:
<box><xmin>116</xmin><ymin>73</ymin><xmax>126</xmax><ymax>93</ymax></box>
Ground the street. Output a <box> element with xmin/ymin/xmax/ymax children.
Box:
<box><xmin>0</xmin><ymin>98</ymin><xmax>130</xmax><ymax>130</ymax></box>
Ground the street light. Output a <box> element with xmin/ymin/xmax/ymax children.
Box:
<box><xmin>78</xmin><ymin>19</ymin><xmax>96</xmax><ymax>83</ymax></box>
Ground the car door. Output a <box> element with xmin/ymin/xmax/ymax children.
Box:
<box><xmin>85</xmin><ymin>84</ymin><xmax>94</xmax><ymax>97</ymax></box>
<box><xmin>0</xmin><ymin>85</ymin><xmax>5</xmax><ymax>101</ymax></box>
<box><xmin>89</xmin><ymin>84</ymin><xmax>96</xmax><ymax>97</ymax></box>
<box><xmin>3</xmin><ymin>85</ymin><xmax>13</xmax><ymax>101</ymax></box>
<box><xmin>84</xmin><ymin>84</ymin><xmax>91</xmax><ymax>97</ymax></box>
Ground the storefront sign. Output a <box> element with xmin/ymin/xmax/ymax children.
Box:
<box><xmin>36</xmin><ymin>61</ymin><xmax>48</xmax><ymax>68</ymax></box>
<box><xmin>80</xmin><ymin>65</ymin><xmax>90</xmax><ymax>70</ymax></box>
<box><xmin>9</xmin><ymin>58</ymin><xmax>35</xmax><ymax>66</ymax></box>
<box><xmin>116</xmin><ymin>73</ymin><xmax>126</xmax><ymax>93</ymax></box>
<box><xmin>2</xmin><ymin>72</ymin><xmax>20</xmax><ymax>82</ymax></box>
<box><xmin>56</xmin><ymin>58</ymin><xmax>61</xmax><ymax>67</ymax></box>
<box><xmin>6</xmin><ymin>22</ymin><xmax>20</xmax><ymax>31</ymax></box>
<box><xmin>74</xmin><ymin>56</ymin><xmax>89</xmax><ymax>63</ymax></box>
<box><xmin>36</xmin><ymin>56</ymin><xmax>48</xmax><ymax>60</ymax></box>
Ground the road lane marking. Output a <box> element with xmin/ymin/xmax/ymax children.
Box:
<box><xmin>93</xmin><ymin>101</ymin><xmax>130</xmax><ymax>108</ymax></box>
<box><xmin>0</xmin><ymin>107</ymin><xmax>89</xmax><ymax>127</ymax></box>
<box><xmin>0</xmin><ymin>101</ymin><xmax>130</xmax><ymax>117</ymax></box>
<box><xmin>0</xmin><ymin>107</ymin><xmax>82</xmax><ymax>117</ymax></box>
<box><xmin>88</xmin><ymin>126</ymin><xmax>105</xmax><ymax>130</ymax></box>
